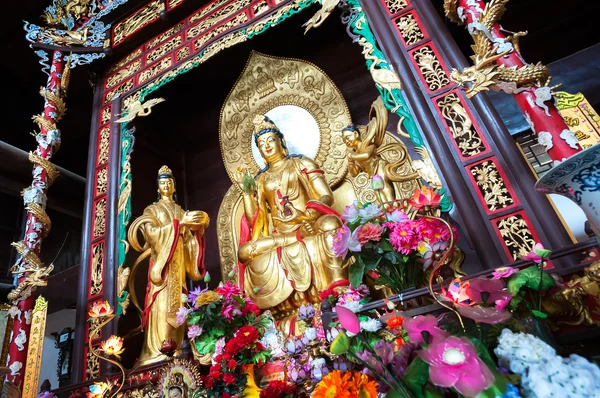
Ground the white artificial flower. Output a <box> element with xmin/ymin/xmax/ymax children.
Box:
<box><xmin>340</xmin><ymin>300</ymin><xmax>363</xmax><ymax>313</ymax></box>
<box><xmin>304</xmin><ymin>327</ymin><xmax>317</xmax><ymax>341</ymax></box>
<box><xmin>360</xmin><ymin>318</ymin><xmax>382</xmax><ymax>333</ymax></box>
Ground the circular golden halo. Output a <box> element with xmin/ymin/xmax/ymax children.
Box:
<box><xmin>219</xmin><ymin>51</ymin><xmax>351</xmax><ymax>187</ymax></box>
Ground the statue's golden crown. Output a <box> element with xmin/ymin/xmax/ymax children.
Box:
<box><xmin>252</xmin><ymin>114</ymin><xmax>280</xmax><ymax>137</ymax></box>
<box><xmin>158</xmin><ymin>165</ymin><xmax>173</xmax><ymax>176</ymax></box>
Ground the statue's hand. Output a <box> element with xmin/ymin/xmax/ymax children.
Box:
<box><xmin>272</xmin><ymin>204</ymin><xmax>307</xmax><ymax>224</ymax></box>
<box><xmin>233</xmin><ymin>166</ymin><xmax>253</xmax><ymax>192</ymax></box>
<box><xmin>181</xmin><ymin>211</ymin><xmax>208</xmax><ymax>230</ymax></box>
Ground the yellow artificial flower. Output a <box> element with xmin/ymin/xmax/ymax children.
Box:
<box><xmin>195</xmin><ymin>290</ymin><xmax>220</xmax><ymax>307</ymax></box>
<box><xmin>100</xmin><ymin>335</ymin><xmax>125</xmax><ymax>358</ymax></box>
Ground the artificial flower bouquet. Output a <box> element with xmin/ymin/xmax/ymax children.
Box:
<box><xmin>333</xmin><ymin>186</ymin><xmax>458</xmax><ymax>293</ymax></box>
<box><xmin>177</xmin><ymin>282</ymin><xmax>271</xmax><ymax>397</ymax></box>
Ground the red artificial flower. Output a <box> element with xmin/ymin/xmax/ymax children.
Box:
<box><xmin>214</xmin><ymin>354</ymin><xmax>223</xmax><ymax>363</ymax></box>
<box><xmin>236</xmin><ymin>325</ymin><xmax>260</xmax><ymax>347</ymax></box>
<box><xmin>222</xmin><ymin>353</ymin><xmax>231</xmax><ymax>362</ymax></box>
<box><xmin>222</xmin><ymin>393</ymin><xmax>231</xmax><ymax>398</ymax></box>
<box><xmin>224</xmin><ymin>338</ymin><xmax>239</xmax><ymax>355</ymax></box>
<box><xmin>223</xmin><ymin>373</ymin><xmax>236</xmax><ymax>385</ymax></box>
<box><xmin>204</xmin><ymin>376</ymin><xmax>214</xmax><ymax>388</ymax></box>
<box><xmin>209</xmin><ymin>363</ymin><xmax>222</xmax><ymax>380</ymax></box>
<box><xmin>228</xmin><ymin>359</ymin><xmax>238</xmax><ymax>370</ymax></box>
<box><xmin>260</xmin><ymin>380</ymin><xmax>297</xmax><ymax>398</ymax></box>
<box><xmin>409</xmin><ymin>186</ymin><xmax>441</xmax><ymax>210</ymax></box>
<box><xmin>242</xmin><ymin>298</ymin><xmax>261</xmax><ymax>316</ymax></box>
<box><xmin>319</xmin><ymin>288</ymin><xmax>338</xmax><ymax>300</ymax></box>
<box><xmin>355</xmin><ymin>223</ymin><xmax>383</xmax><ymax>245</ymax></box>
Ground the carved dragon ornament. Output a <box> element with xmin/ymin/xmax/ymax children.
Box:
<box><xmin>444</xmin><ymin>0</ymin><xmax>551</xmax><ymax>98</ymax></box>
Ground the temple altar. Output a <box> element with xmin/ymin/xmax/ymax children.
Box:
<box><xmin>4</xmin><ymin>0</ymin><xmax>600</xmax><ymax>397</ymax></box>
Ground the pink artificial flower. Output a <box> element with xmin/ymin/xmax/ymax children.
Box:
<box><xmin>355</xmin><ymin>223</ymin><xmax>383</xmax><ymax>245</ymax></box>
<box><xmin>387</xmin><ymin>209</ymin><xmax>409</xmax><ymax>223</ymax></box>
<box><xmin>403</xmin><ymin>315</ymin><xmax>449</xmax><ymax>344</ymax></box>
<box><xmin>495</xmin><ymin>296</ymin><xmax>511</xmax><ymax>310</ymax></box>
<box><xmin>332</xmin><ymin>225</ymin><xmax>361</xmax><ymax>258</ymax></box>
<box><xmin>443</xmin><ymin>279</ymin><xmax>470</xmax><ymax>305</ymax></box>
<box><xmin>465</xmin><ymin>278</ymin><xmax>510</xmax><ymax>305</ymax></box>
<box><xmin>458</xmin><ymin>306</ymin><xmax>512</xmax><ymax>325</ymax></box>
<box><xmin>221</xmin><ymin>302</ymin><xmax>241</xmax><ymax>320</ymax></box>
<box><xmin>187</xmin><ymin>324</ymin><xmax>203</xmax><ymax>340</ymax></box>
<box><xmin>335</xmin><ymin>305</ymin><xmax>361</xmax><ymax>334</ymax></box>
<box><xmin>371</xmin><ymin>175</ymin><xmax>385</xmax><ymax>191</ymax></box>
<box><xmin>520</xmin><ymin>242</ymin><xmax>552</xmax><ymax>264</ymax></box>
<box><xmin>491</xmin><ymin>267</ymin><xmax>519</xmax><ymax>280</ymax></box>
<box><xmin>216</xmin><ymin>281</ymin><xmax>242</xmax><ymax>298</ymax></box>
<box><xmin>419</xmin><ymin>336</ymin><xmax>494</xmax><ymax>397</ymax></box>
<box><xmin>176</xmin><ymin>307</ymin><xmax>191</xmax><ymax>326</ymax></box>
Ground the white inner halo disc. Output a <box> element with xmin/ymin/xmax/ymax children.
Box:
<box><xmin>251</xmin><ymin>105</ymin><xmax>321</xmax><ymax>170</ymax></box>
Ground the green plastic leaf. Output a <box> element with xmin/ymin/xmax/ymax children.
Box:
<box><xmin>470</xmin><ymin>337</ymin><xmax>508</xmax><ymax>394</ymax></box>
<box><xmin>404</xmin><ymin>357</ymin><xmax>429</xmax><ymax>398</ymax></box>
<box><xmin>507</xmin><ymin>266</ymin><xmax>555</xmax><ymax>295</ymax></box>
<box><xmin>379</xmin><ymin>239</ymin><xmax>394</xmax><ymax>252</ymax></box>
<box><xmin>330</xmin><ymin>331</ymin><xmax>350</xmax><ymax>355</ymax></box>
<box><xmin>349</xmin><ymin>256</ymin><xmax>366</xmax><ymax>287</ymax></box>
<box><xmin>535</xmin><ymin>248</ymin><xmax>552</xmax><ymax>259</ymax></box>
<box><xmin>531</xmin><ymin>309</ymin><xmax>549</xmax><ymax>319</ymax></box>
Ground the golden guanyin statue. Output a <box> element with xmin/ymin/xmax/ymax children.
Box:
<box><xmin>342</xmin><ymin>96</ymin><xmax>420</xmax><ymax>203</ymax></box>
<box><xmin>127</xmin><ymin>166</ymin><xmax>210</xmax><ymax>366</ymax></box>
<box><xmin>233</xmin><ymin>115</ymin><xmax>348</xmax><ymax>321</ymax></box>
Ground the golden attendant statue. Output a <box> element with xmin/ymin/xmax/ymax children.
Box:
<box><xmin>128</xmin><ymin>166</ymin><xmax>209</xmax><ymax>366</ymax></box>
<box><xmin>234</xmin><ymin>115</ymin><xmax>348</xmax><ymax>325</ymax></box>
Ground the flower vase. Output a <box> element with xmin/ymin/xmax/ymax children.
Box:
<box><xmin>534</xmin><ymin>144</ymin><xmax>600</xmax><ymax>236</ymax></box>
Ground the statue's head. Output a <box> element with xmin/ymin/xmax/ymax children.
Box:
<box><xmin>253</xmin><ymin>114</ymin><xmax>288</xmax><ymax>163</ymax></box>
<box><xmin>156</xmin><ymin>165</ymin><xmax>178</xmax><ymax>202</ymax></box>
<box><xmin>168</xmin><ymin>386</ymin><xmax>183</xmax><ymax>398</ymax></box>
<box><xmin>342</xmin><ymin>123</ymin><xmax>360</xmax><ymax>149</ymax></box>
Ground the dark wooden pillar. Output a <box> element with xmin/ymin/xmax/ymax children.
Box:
<box><xmin>359</xmin><ymin>0</ymin><xmax>573</xmax><ymax>266</ymax></box>
<box><xmin>72</xmin><ymin>89</ymin><xmax>122</xmax><ymax>382</ymax></box>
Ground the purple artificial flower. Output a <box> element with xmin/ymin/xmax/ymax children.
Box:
<box><xmin>175</xmin><ymin>307</ymin><xmax>191</xmax><ymax>326</ymax></box>
<box><xmin>188</xmin><ymin>285</ymin><xmax>206</xmax><ymax>305</ymax></box>
<box><xmin>187</xmin><ymin>324</ymin><xmax>202</xmax><ymax>340</ymax></box>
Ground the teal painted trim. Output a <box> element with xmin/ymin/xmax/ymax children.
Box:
<box><xmin>345</xmin><ymin>0</ymin><xmax>452</xmax><ymax>211</ymax></box>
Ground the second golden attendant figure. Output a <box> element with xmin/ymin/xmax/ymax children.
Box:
<box><xmin>234</xmin><ymin>115</ymin><xmax>348</xmax><ymax>319</ymax></box>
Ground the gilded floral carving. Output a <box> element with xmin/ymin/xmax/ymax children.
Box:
<box><xmin>101</xmin><ymin>106</ymin><xmax>112</xmax><ymax>125</ymax></box>
<box><xmin>384</xmin><ymin>0</ymin><xmax>409</xmax><ymax>14</ymax></box>
<box><xmin>147</xmin><ymin>23</ymin><xmax>185</xmax><ymax>50</ymax></box>
<box><xmin>496</xmin><ymin>214</ymin><xmax>535</xmax><ymax>261</ymax></box>
<box><xmin>470</xmin><ymin>160</ymin><xmax>515</xmax><ymax>212</ymax></box>
<box><xmin>108</xmin><ymin>49</ymin><xmax>143</xmax><ymax>75</ymax></box>
<box><xmin>91</xmin><ymin>243</ymin><xmax>103</xmax><ymax>296</ymax></box>
<box><xmin>104</xmin><ymin>79</ymin><xmax>134</xmax><ymax>104</ymax></box>
<box><xmin>137</xmin><ymin>56</ymin><xmax>172</xmax><ymax>85</ymax></box>
<box><xmin>436</xmin><ymin>93</ymin><xmax>487</xmax><ymax>157</ymax></box>
<box><xmin>176</xmin><ymin>46</ymin><xmax>190</xmax><ymax>62</ymax></box>
<box><xmin>187</xmin><ymin>1</ymin><xmax>251</xmax><ymax>39</ymax></box>
<box><xmin>395</xmin><ymin>13</ymin><xmax>424</xmax><ymax>46</ymax></box>
<box><xmin>97</xmin><ymin>127</ymin><xmax>110</xmax><ymax>165</ymax></box>
<box><xmin>193</xmin><ymin>12</ymin><xmax>249</xmax><ymax>50</ymax></box>
<box><xmin>93</xmin><ymin>199</ymin><xmax>106</xmax><ymax>238</ymax></box>
<box><xmin>146</xmin><ymin>36</ymin><xmax>182</xmax><ymax>64</ymax></box>
<box><xmin>86</xmin><ymin>346</ymin><xmax>99</xmax><ymax>380</ymax></box>
<box><xmin>106</xmin><ymin>60</ymin><xmax>142</xmax><ymax>90</ymax></box>
<box><xmin>113</xmin><ymin>0</ymin><xmax>165</xmax><ymax>45</ymax></box>
<box><xmin>96</xmin><ymin>168</ymin><xmax>108</xmax><ymax>196</ymax></box>
<box><xmin>412</xmin><ymin>46</ymin><xmax>451</xmax><ymax>92</ymax></box>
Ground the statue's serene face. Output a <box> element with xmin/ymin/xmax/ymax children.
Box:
<box><xmin>158</xmin><ymin>177</ymin><xmax>175</xmax><ymax>198</ymax></box>
<box><xmin>342</xmin><ymin>130</ymin><xmax>359</xmax><ymax>148</ymax></box>
<box><xmin>257</xmin><ymin>132</ymin><xmax>284</xmax><ymax>163</ymax></box>
<box><xmin>168</xmin><ymin>388</ymin><xmax>183</xmax><ymax>398</ymax></box>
